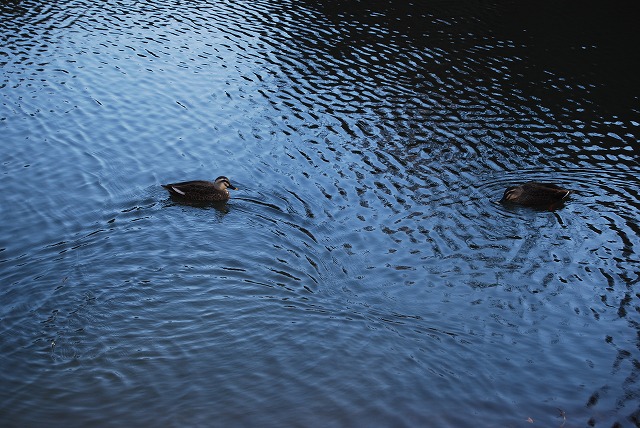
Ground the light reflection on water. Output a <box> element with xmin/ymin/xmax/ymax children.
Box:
<box><xmin>1</xmin><ymin>0</ymin><xmax>639</xmax><ymax>426</ymax></box>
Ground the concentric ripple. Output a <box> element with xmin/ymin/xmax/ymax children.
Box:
<box><xmin>1</xmin><ymin>0</ymin><xmax>639</xmax><ymax>426</ymax></box>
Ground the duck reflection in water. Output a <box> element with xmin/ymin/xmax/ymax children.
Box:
<box><xmin>500</xmin><ymin>181</ymin><xmax>571</xmax><ymax>209</ymax></box>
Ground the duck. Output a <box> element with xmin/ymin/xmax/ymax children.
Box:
<box><xmin>500</xmin><ymin>181</ymin><xmax>570</xmax><ymax>207</ymax></box>
<box><xmin>162</xmin><ymin>176</ymin><xmax>238</xmax><ymax>202</ymax></box>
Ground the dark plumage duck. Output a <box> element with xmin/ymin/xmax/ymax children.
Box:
<box><xmin>500</xmin><ymin>182</ymin><xmax>570</xmax><ymax>207</ymax></box>
<box><xmin>162</xmin><ymin>176</ymin><xmax>238</xmax><ymax>202</ymax></box>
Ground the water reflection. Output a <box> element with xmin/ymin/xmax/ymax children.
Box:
<box><xmin>1</xmin><ymin>0</ymin><xmax>639</xmax><ymax>426</ymax></box>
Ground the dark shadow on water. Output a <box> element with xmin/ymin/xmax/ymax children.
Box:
<box><xmin>162</xmin><ymin>196</ymin><xmax>231</xmax><ymax>214</ymax></box>
<box><xmin>499</xmin><ymin>199</ymin><xmax>570</xmax><ymax>213</ymax></box>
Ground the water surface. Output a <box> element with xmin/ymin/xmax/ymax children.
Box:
<box><xmin>1</xmin><ymin>0</ymin><xmax>639</xmax><ymax>426</ymax></box>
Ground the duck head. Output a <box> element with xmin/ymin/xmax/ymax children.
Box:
<box><xmin>213</xmin><ymin>176</ymin><xmax>238</xmax><ymax>191</ymax></box>
<box><xmin>500</xmin><ymin>185</ymin><xmax>522</xmax><ymax>203</ymax></box>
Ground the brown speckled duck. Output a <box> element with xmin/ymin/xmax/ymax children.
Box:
<box><xmin>500</xmin><ymin>181</ymin><xmax>570</xmax><ymax>207</ymax></box>
<box><xmin>162</xmin><ymin>176</ymin><xmax>238</xmax><ymax>202</ymax></box>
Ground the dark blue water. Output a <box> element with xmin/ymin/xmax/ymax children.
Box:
<box><xmin>1</xmin><ymin>0</ymin><xmax>639</xmax><ymax>426</ymax></box>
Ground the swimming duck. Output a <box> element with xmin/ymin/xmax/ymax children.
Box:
<box><xmin>162</xmin><ymin>176</ymin><xmax>238</xmax><ymax>202</ymax></box>
<box><xmin>500</xmin><ymin>182</ymin><xmax>570</xmax><ymax>207</ymax></box>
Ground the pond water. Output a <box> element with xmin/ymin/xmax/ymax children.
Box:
<box><xmin>1</xmin><ymin>0</ymin><xmax>639</xmax><ymax>426</ymax></box>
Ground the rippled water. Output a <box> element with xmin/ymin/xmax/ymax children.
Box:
<box><xmin>1</xmin><ymin>0</ymin><xmax>639</xmax><ymax>426</ymax></box>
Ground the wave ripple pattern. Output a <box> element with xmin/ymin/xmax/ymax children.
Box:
<box><xmin>1</xmin><ymin>1</ymin><xmax>639</xmax><ymax>427</ymax></box>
